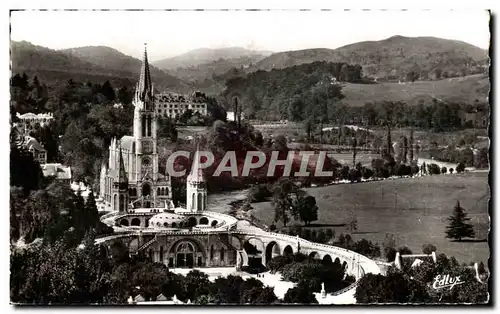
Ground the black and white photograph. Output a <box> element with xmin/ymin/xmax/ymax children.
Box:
<box><xmin>7</xmin><ymin>7</ymin><xmax>492</xmax><ymax>306</ymax></box>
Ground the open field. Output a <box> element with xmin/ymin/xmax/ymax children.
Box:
<box><xmin>249</xmin><ymin>172</ymin><xmax>490</xmax><ymax>264</ymax></box>
<box><xmin>341</xmin><ymin>74</ymin><xmax>489</xmax><ymax>107</ymax></box>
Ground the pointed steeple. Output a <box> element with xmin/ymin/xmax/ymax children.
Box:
<box><xmin>118</xmin><ymin>148</ymin><xmax>128</xmax><ymax>184</ymax></box>
<box><xmin>138</xmin><ymin>43</ymin><xmax>153</xmax><ymax>102</ymax></box>
<box><xmin>188</xmin><ymin>144</ymin><xmax>205</xmax><ymax>183</ymax></box>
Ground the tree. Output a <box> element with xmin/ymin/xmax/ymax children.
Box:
<box><xmin>441</xmin><ymin>166</ymin><xmax>447</xmax><ymax>174</ymax></box>
<box><xmin>283</xmin><ymin>282</ymin><xmax>318</xmax><ymax>304</ymax></box>
<box><xmin>408</xmin><ymin>128</ymin><xmax>414</xmax><ymax>162</ymax></box>
<box><xmin>292</xmin><ymin>194</ymin><xmax>318</xmax><ymax>226</ymax></box>
<box><xmin>456</xmin><ymin>162</ymin><xmax>466</xmax><ymax>173</ymax></box>
<box><xmin>85</xmin><ymin>190</ymin><xmax>99</xmax><ymax>229</ymax></box>
<box><xmin>100</xmin><ymin>81</ymin><xmax>115</xmax><ymax>102</ymax></box>
<box><xmin>449</xmin><ymin>168</ymin><xmax>454</xmax><ymax>174</ymax></box>
<box><xmin>422</xmin><ymin>244</ymin><xmax>437</xmax><ymax>254</ymax></box>
<box><xmin>445</xmin><ymin>201</ymin><xmax>475</xmax><ymax>241</ymax></box>
<box><xmin>271</xmin><ymin>178</ymin><xmax>299</xmax><ymax>227</ymax></box>
<box><xmin>383</xmin><ymin>233</ymin><xmax>397</xmax><ymax>262</ymax></box>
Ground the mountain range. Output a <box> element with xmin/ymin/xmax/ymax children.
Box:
<box><xmin>251</xmin><ymin>36</ymin><xmax>488</xmax><ymax>80</ymax></box>
<box><xmin>11</xmin><ymin>41</ymin><xmax>190</xmax><ymax>92</ymax></box>
<box><xmin>11</xmin><ymin>36</ymin><xmax>489</xmax><ymax>96</ymax></box>
<box><xmin>152</xmin><ymin>47</ymin><xmax>273</xmax><ymax>70</ymax></box>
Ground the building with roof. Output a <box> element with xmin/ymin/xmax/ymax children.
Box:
<box><xmin>42</xmin><ymin>163</ymin><xmax>72</xmax><ymax>185</ymax></box>
<box><xmin>15</xmin><ymin>112</ymin><xmax>54</xmax><ymax>136</ymax></box>
<box><xmin>155</xmin><ymin>91</ymin><xmax>208</xmax><ymax>119</ymax></box>
<box><xmin>22</xmin><ymin>136</ymin><xmax>47</xmax><ymax>165</ymax></box>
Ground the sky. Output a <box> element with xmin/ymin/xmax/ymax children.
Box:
<box><xmin>10</xmin><ymin>10</ymin><xmax>491</xmax><ymax>61</ymax></box>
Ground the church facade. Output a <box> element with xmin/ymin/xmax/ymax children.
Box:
<box><xmin>100</xmin><ymin>45</ymin><xmax>174</xmax><ymax>212</ymax></box>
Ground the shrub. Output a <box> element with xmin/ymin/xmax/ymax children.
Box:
<box><xmin>428</xmin><ymin>163</ymin><xmax>441</xmax><ymax>175</ymax></box>
<box><xmin>449</xmin><ymin>168</ymin><xmax>454</xmax><ymax>174</ymax></box>
<box><xmin>441</xmin><ymin>167</ymin><xmax>447</xmax><ymax>174</ymax></box>
<box><xmin>399</xmin><ymin>247</ymin><xmax>413</xmax><ymax>255</ymax></box>
<box><xmin>385</xmin><ymin>247</ymin><xmax>397</xmax><ymax>262</ymax></box>
<box><xmin>456</xmin><ymin>162</ymin><xmax>465</xmax><ymax>173</ymax></box>
<box><xmin>422</xmin><ymin>244</ymin><xmax>437</xmax><ymax>254</ymax></box>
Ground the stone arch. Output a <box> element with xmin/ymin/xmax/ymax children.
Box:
<box><xmin>309</xmin><ymin>251</ymin><xmax>319</xmax><ymax>259</ymax></box>
<box><xmin>131</xmin><ymin>218</ymin><xmax>141</xmax><ymax>226</ymax></box>
<box><xmin>283</xmin><ymin>245</ymin><xmax>294</xmax><ymax>256</ymax></box>
<box><xmin>110</xmin><ymin>241</ymin><xmax>128</xmax><ymax>259</ymax></box>
<box><xmin>199</xmin><ymin>217</ymin><xmax>209</xmax><ymax>225</ymax></box>
<box><xmin>187</xmin><ymin>216</ymin><xmax>197</xmax><ymax>227</ymax></box>
<box><xmin>211</xmin><ymin>220</ymin><xmax>218</xmax><ymax>227</ymax></box>
<box><xmin>244</xmin><ymin>238</ymin><xmax>265</xmax><ymax>255</ymax></box>
<box><xmin>265</xmin><ymin>241</ymin><xmax>281</xmax><ymax>263</ymax></box>
<box><xmin>323</xmin><ymin>254</ymin><xmax>333</xmax><ymax>264</ymax></box>
<box><xmin>167</xmin><ymin>238</ymin><xmax>206</xmax><ymax>268</ymax></box>
<box><xmin>334</xmin><ymin>257</ymin><xmax>341</xmax><ymax>265</ymax></box>
<box><xmin>120</xmin><ymin>219</ymin><xmax>129</xmax><ymax>226</ymax></box>
<box><xmin>342</xmin><ymin>261</ymin><xmax>348</xmax><ymax>271</ymax></box>
<box><xmin>171</xmin><ymin>222</ymin><xmax>178</xmax><ymax>228</ymax></box>
<box><xmin>128</xmin><ymin>238</ymin><xmax>139</xmax><ymax>252</ymax></box>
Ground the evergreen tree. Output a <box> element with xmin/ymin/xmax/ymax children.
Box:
<box><xmin>445</xmin><ymin>201</ymin><xmax>475</xmax><ymax>241</ymax></box>
<box><xmin>85</xmin><ymin>190</ymin><xmax>99</xmax><ymax>229</ymax></box>
<box><xmin>408</xmin><ymin>128</ymin><xmax>414</xmax><ymax>162</ymax></box>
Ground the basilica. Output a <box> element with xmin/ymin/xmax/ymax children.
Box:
<box><xmin>99</xmin><ymin>45</ymin><xmax>206</xmax><ymax>213</ymax></box>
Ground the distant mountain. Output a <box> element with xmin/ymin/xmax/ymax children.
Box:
<box><xmin>11</xmin><ymin>41</ymin><xmax>190</xmax><ymax>92</ymax></box>
<box><xmin>153</xmin><ymin>47</ymin><xmax>272</xmax><ymax>70</ymax></box>
<box><xmin>251</xmin><ymin>36</ymin><xmax>489</xmax><ymax>80</ymax></box>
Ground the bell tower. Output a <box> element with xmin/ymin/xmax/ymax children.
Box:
<box><xmin>133</xmin><ymin>43</ymin><xmax>159</xmax><ymax>207</ymax></box>
<box><xmin>186</xmin><ymin>147</ymin><xmax>207</xmax><ymax>212</ymax></box>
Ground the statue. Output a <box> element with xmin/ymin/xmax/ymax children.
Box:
<box><xmin>321</xmin><ymin>282</ymin><xmax>326</xmax><ymax>298</ymax></box>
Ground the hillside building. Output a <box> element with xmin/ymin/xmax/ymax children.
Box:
<box><xmin>155</xmin><ymin>91</ymin><xmax>208</xmax><ymax>119</ymax></box>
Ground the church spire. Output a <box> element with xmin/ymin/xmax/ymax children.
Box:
<box><xmin>118</xmin><ymin>148</ymin><xmax>128</xmax><ymax>184</ymax></box>
<box><xmin>137</xmin><ymin>43</ymin><xmax>153</xmax><ymax>102</ymax></box>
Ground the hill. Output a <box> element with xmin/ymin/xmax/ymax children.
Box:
<box><xmin>11</xmin><ymin>41</ymin><xmax>191</xmax><ymax>92</ymax></box>
<box><xmin>153</xmin><ymin>47</ymin><xmax>272</xmax><ymax>70</ymax></box>
<box><xmin>252</xmin><ymin>36</ymin><xmax>489</xmax><ymax>81</ymax></box>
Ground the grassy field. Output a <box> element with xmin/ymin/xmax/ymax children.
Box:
<box><xmin>341</xmin><ymin>74</ymin><xmax>489</xmax><ymax>107</ymax></box>
<box><xmin>249</xmin><ymin>172</ymin><xmax>490</xmax><ymax>264</ymax></box>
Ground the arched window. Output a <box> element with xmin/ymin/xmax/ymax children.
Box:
<box><xmin>157</xmin><ymin>187</ymin><xmax>161</xmax><ymax>196</ymax></box>
<box><xmin>141</xmin><ymin>116</ymin><xmax>146</xmax><ymax>137</ymax></box>
<box><xmin>142</xmin><ymin>183</ymin><xmax>151</xmax><ymax>196</ymax></box>
<box><xmin>197</xmin><ymin>193</ymin><xmax>203</xmax><ymax>211</ymax></box>
<box><xmin>113</xmin><ymin>194</ymin><xmax>117</xmax><ymax>211</ymax></box>
<box><xmin>163</xmin><ymin>222</ymin><xmax>168</xmax><ymax>228</ymax></box>
<box><xmin>119</xmin><ymin>195</ymin><xmax>124</xmax><ymax>212</ymax></box>
<box><xmin>191</xmin><ymin>193</ymin><xmax>195</xmax><ymax>210</ymax></box>
<box><xmin>171</xmin><ymin>222</ymin><xmax>177</xmax><ymax>228</ymax></box>
<box><xmin>220</xmin><ymin>247</ymin><xmax>225</xmax><ymax>262</ymax></box>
